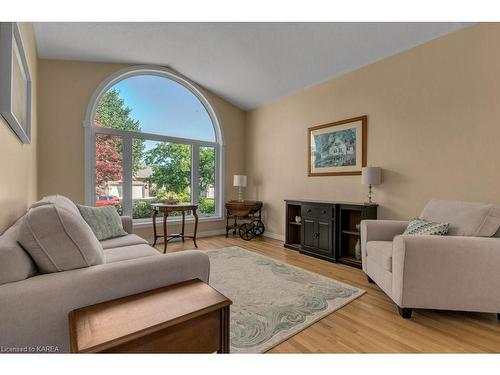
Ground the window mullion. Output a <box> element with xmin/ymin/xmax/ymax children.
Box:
<box><xmin>216</xmin><ymin>144</ymin><xmax>222</xmax><ymax>217</ymax></box>
<box><xmin>192</xmin><ymin>144</ymin><xmax>200</xmax><ymax>206</ymax></box>
<box><xmin>85</xmin><ymin>126</ymin><xmax>96</xmax><ymax>206</ymax></box>
<box><xmin>122</xmin><ymin>135</ymin><xmax>133</xmax><ymax>216</ymax></box>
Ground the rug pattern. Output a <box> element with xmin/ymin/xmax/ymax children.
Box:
<box><xmin>207</xmin><ymin>247</ymin><xmax>365</xmax><ymax>353</ymax></box>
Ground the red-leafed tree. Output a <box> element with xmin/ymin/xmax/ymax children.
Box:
<box><xmin>93</xmin><ymin>89</ymin><xmax>144</xmax><ymax>196</ymax></box>
<box><xmin>95</xmin><ymin>134</ymin><xmax>122</xmax><ymax>195</ymax></box>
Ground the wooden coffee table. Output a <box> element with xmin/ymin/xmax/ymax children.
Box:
<box><xmin>69</xmin><ymin>279</ymin><xmax>232</xmax><ymax>353</ymax></box>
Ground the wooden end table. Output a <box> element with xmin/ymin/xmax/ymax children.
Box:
<box><xmin>69</xmin><ymin>279</ymin><xmax>232</xmax><ymax>353</ymax></box>
<box><xmin>151</xmin><ymin>203</ymin><xmax>199</xmax><ymax>253</ymax></box>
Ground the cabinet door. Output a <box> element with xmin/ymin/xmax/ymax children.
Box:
<box><xmin>317</xmin><ymin>220</ymin><xmax>332</xmax><ymax>256</ymax></box>
<box><xmin>302</xmin><ymin>217</ymin><xmax>317</xmax><ymax>251</ymax></box>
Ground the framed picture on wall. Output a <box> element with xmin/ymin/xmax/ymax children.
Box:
<box><xmin>308</xmin><ymin>115</ymin><xmax>367</xmax><ymax>176</ymax></box>
<box><xmin>0</xmin><ymin>22</ymin><xmax>32</xmax><ymax>144</ymax></box>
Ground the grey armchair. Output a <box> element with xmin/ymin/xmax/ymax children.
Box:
<box><xmin>361</xmin><ymin>199</ymin><xmax>500</xmax><ymax>319</ymax></box>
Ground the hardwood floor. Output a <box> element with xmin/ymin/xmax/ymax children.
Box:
<box><xmin>157</xmin><ymin>235</ymin><xmax>500</xmax><ymax>353</ymax></box>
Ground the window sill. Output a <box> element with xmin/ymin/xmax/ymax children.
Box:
<box><xmin>133</xmin><ymin>215</ymin><xmax>223</xmax><ymax>228</ymax></box>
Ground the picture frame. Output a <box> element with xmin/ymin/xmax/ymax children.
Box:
<box><xmin>308</xmin><ymin>115</ymin><xmax>367</xmax><ymax>176</ymax></box>
<box><xmin>0</xmin><ymin>22</ymin><xmax>32</xmax><ymax>144</ymax></box>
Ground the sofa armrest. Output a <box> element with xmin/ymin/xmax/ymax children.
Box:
<box><xmin>361</xmin><ymin>220</ymin><xmax>408</xmax><ymax>271</ymax></box>
<box><xmin>392</xmin><ymin>235</ymin><xmax>500</xmax><ymax>312</ymax></box>
<box><xmin>0</xmin><ymin>250</ymin><xmax>209</xmax><ymax>352</ymax></box>
<box><xmin>121</xmin><ymin>215</ymin><xmax>133</xmax><ymax>234</ymax></box>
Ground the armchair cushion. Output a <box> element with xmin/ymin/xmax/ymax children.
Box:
<box><xmin>420</xmin><ymin>199</ymin><xmax>500</xmax><ymax>237</ymax></box>
<box><xmin>18</xmin><ymin>203</ymin><xmax>105</xmax><ymax>274</ymax></box>
<box><xmin>365</xmin><ymin>241</ymin><xmax>392</xmax><ymax>271</ymax></box>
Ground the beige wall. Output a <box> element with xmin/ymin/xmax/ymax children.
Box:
<box><xmin>246</xmin><ymin>24</ymin><xmax>500</xmax><ymax>237</ymax></box>
<box><xmin>38</xmin><ymin>59</ymin><xmax>246</xmax><ymax>239</ymax></box>
<box><xmin>0</xmin><ymin>23</ymin><xmax>38</xmax><ymax>233</ymax></box>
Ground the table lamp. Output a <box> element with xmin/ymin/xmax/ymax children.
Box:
<box><xmin>233</xmin><ymin>175</ymin><xmax>247</xmax><ymax>202</ymax></box>
<box><xmin>361</xmin><ymin>167</ymin><xmax>381</xmax><ymax>203</ymax></box>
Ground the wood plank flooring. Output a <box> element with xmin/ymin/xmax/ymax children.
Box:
<box><xmin>156</xmin><ymin>235</ymin><xmax>500</xmax><ymax>353</ymax></box>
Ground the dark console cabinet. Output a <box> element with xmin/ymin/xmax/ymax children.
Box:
<box><xmin>285</xmin><ymin>200</ymin><xmax>377</xmax><ymax>268</ymax></box>
<box><xmin>301</xmin><ymin>204</ymin><xmax>334</xmax><ymax>258</ymax></box>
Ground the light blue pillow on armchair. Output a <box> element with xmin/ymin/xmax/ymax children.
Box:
<box><xmin>77</xmin><ymin>205</ymin><xmax>128</xmax><ymax>241</ymax></box>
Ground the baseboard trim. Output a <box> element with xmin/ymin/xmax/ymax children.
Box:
<box><xmin>146</xmin><ymin>229</ymin><xmax>227</xmax><ymax>244</ymax></box>
<box><xmin>262</xmin><ymin>231</ymin><xmax>285</xmax><ymax>242</ymax></box>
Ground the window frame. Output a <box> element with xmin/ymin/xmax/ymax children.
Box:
<box><xmin>84</xmin><ymin>65</ymin><xmax>224</xmax><ymax>224</ymax></box>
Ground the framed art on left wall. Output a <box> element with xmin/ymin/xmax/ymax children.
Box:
<box><xmin>0</xmin><ymin>22</ymin><xmax>32</xmax><ymax>144</ymax></box>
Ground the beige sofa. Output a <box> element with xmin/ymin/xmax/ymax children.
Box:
<box><xmin>361</xmin><ymin>199</ymin><xmax>500</xmax><ymax>319</ymax></box>
<box><xmin>0</xmin><ymin>196</ymin><xmax>210</xmax><ymax>353</ymax></box>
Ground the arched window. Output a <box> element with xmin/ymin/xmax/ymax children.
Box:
<box><xmin>84</xmin><ymin>66</ymin><xmax>224</xmax><ymax>223</ymax></box>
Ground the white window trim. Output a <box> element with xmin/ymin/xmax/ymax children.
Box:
<box><xmin>83</xmin><ymin>65</ymin><xmax>224</xmax><ymax>223</ymax></box>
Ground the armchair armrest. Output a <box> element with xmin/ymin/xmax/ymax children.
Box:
<box><xmin>0</xmin><ymin>250</ymin><xmax>209</xmax><ymax>352</ymax></box>
<box><xmin>120</xmin><ymin>215</ymin><xmax>133</xmax><ymax>234</ymax></box>
<box><xmin>391</xmin><ymin>235</ymin><xmax>500</xmax><ymax>312</ymax></box>
<box><xmin>361</xmin><ymin>220</ymin><xmax>408</xmax><ymax>271</ymax></box>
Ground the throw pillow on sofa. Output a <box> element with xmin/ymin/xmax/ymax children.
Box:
<box><xmin>403</xmin><ymin>219</ymin><xmax>449</xmax><ymax>236</ymax></box>
<box><xmin>18</xmin><ymin>203</ymin><xmax>105</xmax><ymax>273</ymax></box>
<box><xmin>77</xmin><ymin>205</ymin><xmax>128</xmax><ymax>241</ymax></box>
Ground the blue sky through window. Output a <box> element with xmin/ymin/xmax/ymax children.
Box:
<box><xmin>112</xmin><ymin>75</ymin><xmax>215</xmax><ymax>145</ymax></box>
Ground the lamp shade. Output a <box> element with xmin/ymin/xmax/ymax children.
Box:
<box><xmin>233</xmin><ymin>175</ymin><xmax>247</xmax><ymax>187</ymax></box>
<box><xmin>362</xmin><ymin>167</ymin><xmax>381</xmax><ymax>185</ymax></box>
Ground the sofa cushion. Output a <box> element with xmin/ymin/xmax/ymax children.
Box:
<box><xmin>77</xmin><ymin>205</ymin><xmax>127</xmax><ymax>241</ymax></box>
<box><xmin>103</xmin><ymin>244</ymin><xmax>160</xmax><ymax>263</ymax></box>
<box><xmin>420</xmin><ymin>199</ymin><xmax>500</xmax><ymax>237</ymax></box>
<box><xmin>33</xmin><ymin>194</ymin><xmax>80</xmax><ymax>217</ymax></box>
<box><xmin>18</xmin><ymin>203</ymin><xmax>105</xmax><ymax>273</ymax></box>
<box><xmin>366</xmin><ymin>241</ymin><xmax>393</xmax><ymax>272</ymax></box>
<box><xmin>101</xmin><ymin>234</ymin><xmax>148</xmax><ymax>249</ymax></box>
<box><xmin>0</xmin><ymin>217</ymin><xmax>38</xmax><ymax>285</ymax></box>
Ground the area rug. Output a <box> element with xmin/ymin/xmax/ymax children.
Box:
<box><xmin>206</xmin><ymin>246</ymin><xmax>365</xmax><ymax>353</ymax></box>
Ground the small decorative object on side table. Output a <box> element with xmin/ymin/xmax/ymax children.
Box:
<box><xmin>225</xmin><ymin>200</ymin><xmax>264</xmax><ymax>240</ymax></box>
<box><xmin>354</xmin><ymin>223</ymin><xmax>362</xmax><ymax>260</ymax></box>
<box><xmin>151</xmin><ymin>203</ymin><xmax>199</xmax><ymax>253</ymax></box>
<box><xmin>69</xmin><ymin>279</ymin><xmax>232</xmax><ymax>353</ymax></box>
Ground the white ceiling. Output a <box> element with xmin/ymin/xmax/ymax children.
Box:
<box><xmin>33</xmin><ymin>22</ymin><xmax>471</xmax><ymax>110</ymax></box>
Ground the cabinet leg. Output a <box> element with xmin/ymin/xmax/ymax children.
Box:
<box><xmin>398</xmin><ymin>307</ymin><xmax>413</xmax><ymax>319</ymax></box>
<box><xmin>367</xmin><ymin>276</ymin><xmax>375</xmax><ymax>284</ymax></box>
<box><xmin>497</xmin><ymin>313</ymin><xmax>500</xmax><ymax>321</ymax></box>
